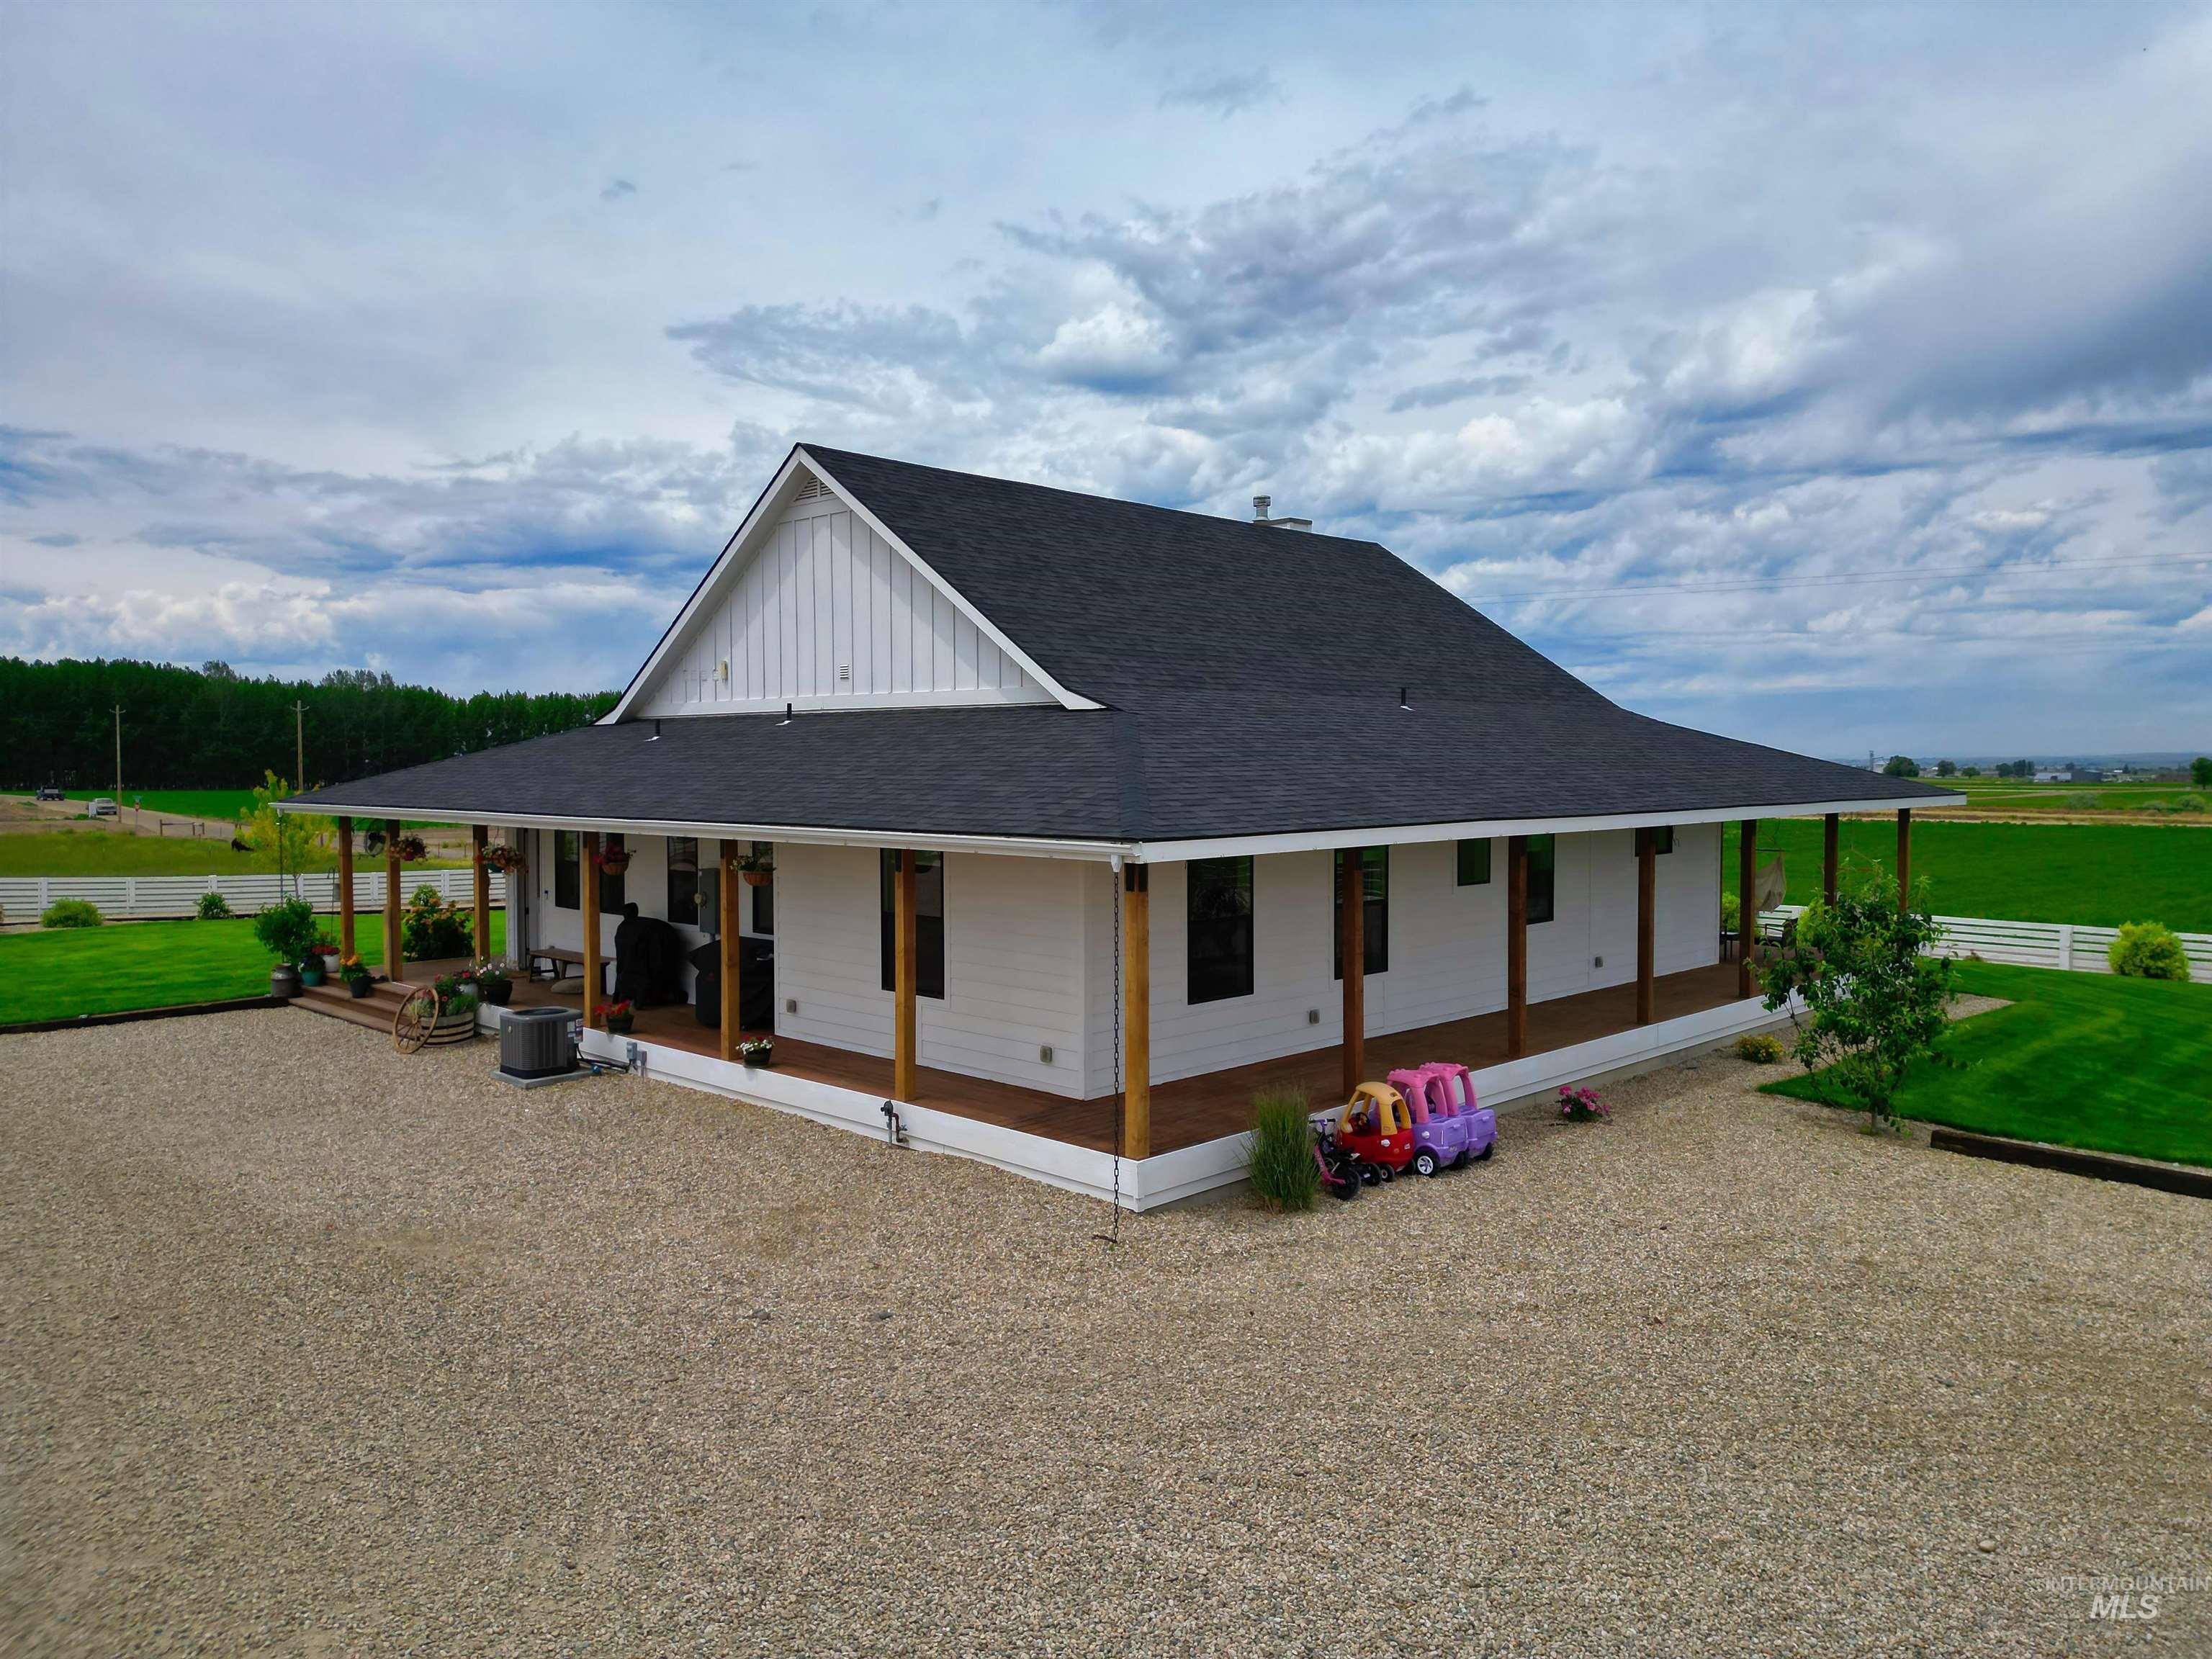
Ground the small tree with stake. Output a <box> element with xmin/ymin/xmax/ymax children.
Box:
<box><xmin>1758</xmin><ymin>869</ymin><xmax>1955</xmax><ymax>1135</ymax></box>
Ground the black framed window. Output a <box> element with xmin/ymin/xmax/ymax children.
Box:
<box><xmin>1331</xmin><ymin>848</ymin><xmax>1389</xmax><ymax>977</ymax></box>
<box><xmin>880</xmin><ymin>850</ymin><xmax>944</xmax><ymax>999</ymax></box>
<box><xmin>666</xmin><ymin>837</ymin><xmax>699</xmax><ymax>926</ymax></box>
<box><xmin>1456</xmin><ymin>839</ymin><xmax>1492</xmax><ymax>886</ymax></box>
<box><xmin>554</xmin><ymin>830</ymin><xmax>580</xmax><ymax>910</ymax></box>
<box><xmin>751</xmin><ymin>840</ymin><xmax>775</xmax><ymax>936</ymax></box>
<box><xmin>1653</xmin><ymin>826</ymin><xmax>1675</xmax><ymax>855</ymax></box>
<box><xmin>1527</xmin><ymin>834</ymin><xmax>1555</xmax><ymax>925</ymax></box>
<box><xmin>598</xmin><ymin>833</ymin><xmax>626</xmax><ymax>914</ymax></box>
<box><xmin>1187</xmin><ymin>856</ymin><xmax>1254</xmax><ymax>1004</ymax></box>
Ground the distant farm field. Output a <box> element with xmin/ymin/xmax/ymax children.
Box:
<box><xmin>12</xmin><ymin>788</ymin><xmax>260</xmax><ymax>821</ymax></box>
<box><xmin>0</xmin><ymin>831</ymin><xmax>464</xmax><ymax>878</ymax></box>
<box><xmin>1722</xmin><ymin>818</ymin><xmax>2211</xmax><ymax>933</ymax></box>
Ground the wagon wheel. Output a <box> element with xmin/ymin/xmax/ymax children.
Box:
<box><xmin>392</xmin><ymin>985</ymin><xmax>441</xmax><ymax>1054</ymax></box>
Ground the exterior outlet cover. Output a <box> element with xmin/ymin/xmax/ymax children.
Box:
<box><xmin>1593</xmin><ymin>955</ymin><xmax>1604</xmax><ymax>968</ymax></box>
<box><xmin>785</xmin><ymin>997</ymin><xmax>797</xmax><ymax>1014</ymax></box>
<box><xmin>1308</xmin><ymin>1008</ymin><xmax>1320</xmax><ymax>1025</ymax></box>
<box><xmin>1038</xmin><ymin>1045</ymin><xmax>1053</xmax><ymax>1065</ymax></box>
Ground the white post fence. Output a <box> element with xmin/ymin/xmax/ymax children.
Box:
<box><xmin>1</xmin><ymin>868</ymin><xmax>505</xmax><ymax>923</ymax></box>
<box><xmin>1763</xmin><ymin>906</ymin><xmax>2211</xmax><ymax>985</ymax></box>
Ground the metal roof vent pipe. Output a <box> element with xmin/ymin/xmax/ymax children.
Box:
<box><xmin>778</xmin><ymin>701</ymin><xmax>795</xmax><ymax>727</ymax></box>
<box><xmin>647</xmin><ymin>719</ymin><xmax>662</xmax><ymax>742</ymax></box>
<box><xmin>1399</xmin><ymin>686</ymin><xmax>1412</xmax><ymax>711</ymax></box>
<box><xmin>1251</xmin><ymin>493</ymin><xmax>1313</xmax><ymax>531</ymax></box>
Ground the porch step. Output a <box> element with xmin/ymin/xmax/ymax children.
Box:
<box><xmin>295</xmin><ymin>977</ymin><xmax>413</xmax><ymax>1033</ymax></box>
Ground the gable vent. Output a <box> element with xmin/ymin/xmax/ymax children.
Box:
<box><xmin>793</xmin><ymin>475</ymin><xmax>832</xmax><ymax>502</ymax></box>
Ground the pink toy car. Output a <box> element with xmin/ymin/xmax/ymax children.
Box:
<box><xmin>1423</xmin><ymin>1061</ymin><xmax>1497</xmax><ymax>1162</ymax></box>
<box><xmin>1387</xmin><ymin>1066</ymin><xmax>1470</xmax><ymax>1177</ymax></box>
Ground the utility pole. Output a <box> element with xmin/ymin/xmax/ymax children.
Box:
<box><xmin>112</xmin><ymin>706</ymin><xmax>124</xmax><ymax>814</ymax></box>
<box><xmin>292</xmin><ymin>699</ymin><xmax>307</xmax><ymax>792</ymax></box>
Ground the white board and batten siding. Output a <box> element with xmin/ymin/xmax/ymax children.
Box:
<box><xmin>636</xmin><ymin>488</ymin><xmax>1051</xmax><ymax>717</ymax></box>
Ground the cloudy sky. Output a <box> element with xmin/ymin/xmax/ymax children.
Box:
<box><xmin>4</xmin><ymin>1</ymin><xmax>2209</xmax><ymax>757</ymax></box>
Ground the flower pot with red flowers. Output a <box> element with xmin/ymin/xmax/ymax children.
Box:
<box><xmin>601</xmin><ymin>999</ymin><xmax>635</xmax><ymax>1035</ymax></box>
<box><xmin>594</xmin><ymin>844</ymin><xmax>632</xmax><ymax>877</ymax></box>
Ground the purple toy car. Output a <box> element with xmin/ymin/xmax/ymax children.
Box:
<box><xmin>1388</xmin><ymin>1066</ymin><xmax>1469</xmax><ymax>1177</ymax></box>
<box><xmin>1424</xmin><ymin>1062</ymin><xmax>1497</xmax><ymax>1162</ymax></box>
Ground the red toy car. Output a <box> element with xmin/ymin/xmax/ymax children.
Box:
<box><xmin>1328</xmin><ymin>1082</ymin><xmax>1416</xmax><ymax>1184</ymax></box>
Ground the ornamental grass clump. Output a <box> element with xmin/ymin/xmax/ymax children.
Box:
<box><xmin>1246</xmin><ymin>1085</ymin><xmax>1321</xmax><ymax>1212</ymax></box>
<box><xmin>2108</xmin><ymin>920</ymin><xmax>2190</xmax><ymax>982</ymax></box>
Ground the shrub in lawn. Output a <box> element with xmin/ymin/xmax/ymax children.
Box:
<box><xmin>195</xmin><ymin>891</ymin><xmax>235</xmax><ymax>920</ymax></box>
<box><xmin>2145</xmin><ymin>793</ymin><xmax>2206</xmax><ymax>815</ymax></box>
<box><xmin>401</xmin><ymin>884</ymin><xmax>472</xmax><ymax>960</ymax></box>
<box><xmin>251</xmin><ymin>896</ymin><xmax>320</xmax><ymax>966</ymax></box>
<box><xmin>40</xmin><ymin>898</ymin><xmax>102</xmax><ymax>929</ymax></box>
<box><xmin>2064</xmin><ymin>791</ymin><xmax>2100</xmax><ymax>811</ymax></box>
<box><xmin>1759</xmin><ymin>871</ymin><xmax>1954</xmax><ymax>1135</ymax></box>
<box><xmin>2108</xmin><ymin>921</ymin><xmax>2190</xmax><ymax>982</ymax></box>
<box><xmin>1246</xmin><ymin>1085</ymin><xmax>1320</xmax><ymax>1212</ymax></box>
<box><xmin>1735</xmin><ymin>1032</ymin><xmax>1784</xmax><ymax>1064</ymax></box>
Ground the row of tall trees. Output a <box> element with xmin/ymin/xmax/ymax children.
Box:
<box><xmin>0</xmin><ymin>657</ymin><xmax>619</xmax><ymax>791</ymax></box>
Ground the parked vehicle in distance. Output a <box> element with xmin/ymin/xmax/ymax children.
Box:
<box><xmin>86</xmin><ymin>798</ymin><xmax>118</xmax><ymax>817</ymax></box>
<box><xmin>35</xmin><ymin>785</ymin><xmax>64</xmax><ymax>801</ymax></box>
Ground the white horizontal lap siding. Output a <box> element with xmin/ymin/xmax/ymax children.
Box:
<box><xmin>775</xmin><ymin>843</ymin><xmax>1088</xmax><ymax>1097</ymax></box>
<box><xmin>1132</xmin><ymin>830</ymin><xmax>1725</xmax><ymax>1088</ymax></box>
<box><xmin>637</xmin><ymin>500</ymin><xmax>1051</xmax><ymax>716</ymax></box>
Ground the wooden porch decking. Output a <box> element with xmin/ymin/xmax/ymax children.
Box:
<box><xmin>421</xmin><ymin>958</ymin><xmax>1749</xmax><ymax>1158</ymax></box>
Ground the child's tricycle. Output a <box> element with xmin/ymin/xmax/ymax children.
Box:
<box><xmin>1387</xmin><ymin>1066</ymin><xmax>1470</xmax><ymax>1177</ymax></box>
<box><xmin>1424</xmin><ymin>1061</ymin><xmax>1498</xmax><ymax>1161</ymax></box>
<box><xmin>1327</xmin><ymin>1082</ymin><xmax>1416</xmax><ymax>1183</ymax></box>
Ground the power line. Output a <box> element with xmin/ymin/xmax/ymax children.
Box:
<box><xmin>1458</xmin><ymin>551</ymin><xmax>2212</xmax><ymax>606</ymax></box>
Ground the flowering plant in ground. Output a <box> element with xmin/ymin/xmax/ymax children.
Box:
<box><xmin>1758</xmin><ymin>868</ymin><xmax>1954</xmax><ymax>1135</ymax></box>
<box><xmin>1557</xmin><ymin>1085</ymin><xmax>1609</xmax><ymax>1122</ymax></box>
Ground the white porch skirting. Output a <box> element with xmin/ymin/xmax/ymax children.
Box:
<box><xmin>481</xmin><ymin>992</ymin><xmax>1790</xmax><ymax>1213</ymax></box>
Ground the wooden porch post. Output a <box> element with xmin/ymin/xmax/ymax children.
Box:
<box><xmin>580</xmin><ymin>830</ymin><xmax>601</xmax><ymax>1028</ymax></box>
<box><xmin>336</xmin><ymin>816</ymin><xmax>356</xmax><ymax>961</ymax></box>
<box><xmin>718</xmin><ymin>840</ymin><xmax>744</xmax><ymax>1062</ymax></box>
<box><xmin>470</xmin><ymin>824</ymin><xmax>490</xmax><ymax>961</ymax></box>
<box><xmin>1506</xmin><ymin>835</ymin><xmax>1528</xmax><ymax>1059</ymax></box>
<box><xmin>1896</xmin><ymin>809</ymin><xmax>1912</xmax><ymax>910</ymax></box>
<box><xmin>1737</xmin><ymin>818</ymin><xmax>1758</xmax><ymax>999</ymax></box>
<box><xmin>1822</xmin><ymin>812</ymin><xmax>1840</xmax><ymax>904</ymax></box>
<box><xmin>382</xmin><ymin>819</ymin><xmax>403</xmax><ymax>984</ymax></box>
<box><xmin>1635</xmin><ymin>827</ymin><xmax>1656</xmax><ymax>1026</ymax></box>
<box><xmin>1122</xmin><ymin>864</ymin><xmax>1151</xmax><ymax>1161</ymax></box>
<box><xmin>1340</xmin><ymin>848</ymin><xmax>1366</xmax><ymax>1095</ymax></box>
<box><xmin>893</xmin><ymin>850</ymin><xmax>918</xmax><ymax>1101</ymax></box>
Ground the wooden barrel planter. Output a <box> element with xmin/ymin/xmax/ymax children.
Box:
<box><xmin>424</xmin><ymin>1004</ymin><xmax>480</xmax><ymax>1047</ymax></box>
<box><xmin>393</xmin><ymin>988</ymin><xmax>480</xmax><ymax>1054</ymax></box>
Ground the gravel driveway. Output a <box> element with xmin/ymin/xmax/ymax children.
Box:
<box><xmin>1</xmin><ymin>1009</ymin><xmax>2204</xmax><ymax>1656</ymax></box>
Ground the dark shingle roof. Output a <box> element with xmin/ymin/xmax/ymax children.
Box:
<box><xmin>294</xmin><ymin>445</ymin><xmax>1953</xmax><ymax>839</ymax></box>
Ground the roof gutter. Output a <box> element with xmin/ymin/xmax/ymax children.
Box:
<box><xmin>1130</xmin><ymin>793</ymin><xmax>1967</xmax><ymax>865</ymax></box>
<box><xmin>272</xmin><ymin>801</ymin><xmax>1135</xmax><ymax>863</ymax></box>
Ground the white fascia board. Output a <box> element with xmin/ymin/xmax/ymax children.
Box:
<box><xmin>274</xmin><ymin>801</ymin><xmax>1133</xmax><ymax>863</ymax></box>
<box><xmin>651</xmin><ymin>685</ymin><xmax>1044</xmax><ymax>715</ymax></box>
<box><xmin>605</xmin><ymin>449</ymin><xmax>812</xmax><ymax>724</ymax></box>
<box><xmin>1130</xmin><ymin>793</ymin><xmax>1966</xmax><ymax>864</ymax></box>
<box><xmin>797</xmin><ymin>447</ymin><xmax>1105</xmax><ymax>713</ymax></box>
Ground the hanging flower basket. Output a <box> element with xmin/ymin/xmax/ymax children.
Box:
<box><xmin>485</xmin><ymin>843</ymin><xmax>526</xmax><ymax>874</ymax></box>
<box><xmin>594</xmin><ymin>845</ymin><xmax>632</xmax><ymax>876</ymax></box>
<box><xmin>391</xmin><ymin>832</ymin><xmax>428</xmax><ymax>863</ymax></box>
<box><xmin>733</xmin><ymin>852</ymin><xmax>775</xmax><ymax>887</ymax></box>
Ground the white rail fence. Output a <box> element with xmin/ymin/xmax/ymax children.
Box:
<box><xmin>1</xmin><ymin>869</ymin><xmax>505</xmax><ymax>922</ymax></box>
<box><xmin>1767</xmin><ymin>906</ymin><xmax>2212</xmax><ymax>985</ymax></box>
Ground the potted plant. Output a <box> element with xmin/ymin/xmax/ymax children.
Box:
<box><xmin>341</xmin><ymin>954</ymin><xmax>374</xmax><ymax>998</ymax></box>
<box><xmin>314</xmin><ymin>931</ymin><xmax>343</xmax><ymax>978</ymax></box>
<box><xmin>472</xmin><ymin>960</ymin><xmax>513</xmax><ymax>1007</ymax></box>
<box><xmin>392</xmin><ymin>832</ymin><xmax>428</xmax><ymax>863</ymax></box>
<box><xmin>733</xmin><ymin>850</ymin><xmax>775</xmax><ymax>887</ymax></box>
<box><xmin>738</xmin><ymin>1037</ymin><xmax>775</xmax><ymax>1067</ymax></box>
<box><xmin>299</xmin><ymin>949</ymin><xmax>326</xmax><ymax>989</ymax></box>
<box><xmin>485</xmin><ymin>843</ymin><xmax>526</xmax><ymax>874</ymax></box>
<box><xmin>601</xmin><ymin>998</ymin><xmax>635</xmax><ymax>1035</ymax></box>
<box><xmin>426</xmin><ymin>974</ymin><xmax>482</xmax><ymax>1044</ymax></box>
<box><xmin>252</xmin><ymin>897</ymin><xmax>319</xmax><ymax>998</ymax></box>
<box><xmin>594</xmin><ymin>842</ymin><xmax>632</xmax><ymax>876</ymax></box>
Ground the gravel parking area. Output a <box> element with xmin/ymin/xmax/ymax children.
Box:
<box><xmin>2</xmin><ymin>1009</ymin><xmax>2205</xmax><ymax>1656</ymax></box>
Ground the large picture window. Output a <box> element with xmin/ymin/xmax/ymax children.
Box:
<box><xmin>1186</xmin><ymin>857</ymin><xmax>1254</xmax><ymax>1004</ymax></box>
<box><xmin>1456</xmin><ymin>838</ymin><xmax>1492</xmax><ymax>886</ymax></box>
<box><xmin>1653</xmin><ymin>826</ymin><xmax>1675</xmax><ymax>855</ymax></box>
<box><xmin>554</xmin><ymin>830</ymin><xmax>580</xmax><ymax>910</ymax></box>
<box><xmin>880</xmin><ymin>850</ymin><xmax>944</xmax><ymax>999</ymax></box>
<box><xmin>1527</xmin><ymin>834</ymin><xmax>1556</xmax><ymax>925</ymax></box>
<box><xmin>666</xmin><ymin>837</ymin><xmax>699</xmax><ymax>926</ymax></box>
<box><xmin>1331</xmin><ymin>847</ymin><xmax>1389</xmax><ymax>978</ymax></box>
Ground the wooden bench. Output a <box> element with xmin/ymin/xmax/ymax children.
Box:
<box><xmin>526</xmin><ymin>945</ymin><xmax>607</xmax><ymax>992</ymax></box>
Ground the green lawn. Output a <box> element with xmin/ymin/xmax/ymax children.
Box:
<box><xmin>1725</xmin><ymin>818</ymin><xmax>2212</xmax><ymax>932</ymax></box>
<box><xmin>0</xmin><ymin>913</ymin><xmax>508</xmax><ymax>1026</ymax></box>
<box><xmin>1763</xmin><ymin>960</ymin><xmax>2212</xmax><ymax>1169</ymax></box>
<box><xmin>0</xmin><ymin>830</ymin><xmax>464</xmax><ymax>877</ymax></box>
